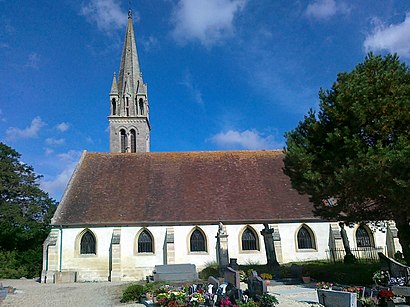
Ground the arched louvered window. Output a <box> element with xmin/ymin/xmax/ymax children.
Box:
<box><xmin>126</xmin><ymin>97</ymin><xmax>130</xmax><ymax>116</ymax></box>
<box><xmin>356</xmin><ymin>226</ymin><xmax>373</xmax><ymax>247</ymax></box>
<box><xmin>242</xmin><ymin>228</ymin><xmax>258</xmax><ymax>250</ymax></box>
<box><xmin>80</xmin><ymin>231</ymin><xmax>96</xmax><ymax>254</ymax></box>
<box><xmin>111</xmin><ymin>98</ymin><xmax>116</xmax><ymax>115</ymax></box>
<box><xmin>130</xmin><ymin>129</ymin><xmax>136</xmax><ymax>153</ymax></box>
<box><xmin>190</xmin><ymin>229</ymin><xmax>206</xmax><ymax>252</ymax></box>
<box><xmin>120</xmin><ymin>129</ymin><xmax>127</xmax><ymax>153</ymax></box>
<box><xmin>138</xmin><ymin>230</ymin><xmax>153</xmax><ymax>253</ymax></box>
<box><xmin>297</xmin><ymin>226</ymin><xmax>315</xmax><ymax>249</ymax></box>
<box><xmin>139</xmin><ymin>98</ymin><xmax>144</xmax><ymax>115</ymax></box>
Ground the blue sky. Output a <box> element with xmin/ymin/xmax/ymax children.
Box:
<box><xmin>1</xmin><ymin>0</ymin><xmax>410</xmax><ymax>201</ymax></box>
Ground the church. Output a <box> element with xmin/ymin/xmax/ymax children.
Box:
<box><xmin>41</xmin><ymin>11</ymin><xmax>402</xmax><ymax>283</ymax></box>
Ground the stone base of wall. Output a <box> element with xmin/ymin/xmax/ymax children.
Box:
<box><xmin>55</xmin><ymin>271</ymin><xmax>77</xmax><ymax>283</ymax></box>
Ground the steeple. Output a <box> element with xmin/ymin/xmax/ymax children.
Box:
<box><xmin>108</xmin><ymin>11</ymin><xmax>150</xmax><ymax>153</ymax></box>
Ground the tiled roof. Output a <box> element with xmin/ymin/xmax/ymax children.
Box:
<box><xmin>52</xmin><ymin>150</ymin><xmax>319</xmax><ymax>226</ymax></box>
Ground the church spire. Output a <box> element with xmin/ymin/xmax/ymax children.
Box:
<box><xmin>118</xmin><ymin>9</ymin><xmax>142</xmax><ymax>98</ymax></box>
<box><xmin>110</xmin><ymin>72</ymin><xmax>118</xmax><ymax>94</ymax></box>
<box><xmin>108</xmin><ymin>11</ymin><xmax>150</xmax><ymax>153</ymax></box>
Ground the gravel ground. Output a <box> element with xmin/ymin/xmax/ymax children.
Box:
<box><xmin>0</xmin><ymin>279</ymin><xmax>318</xmax><ymax>307</ymax></box>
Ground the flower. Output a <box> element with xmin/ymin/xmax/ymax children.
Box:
<box><xmin>373</xmin><ymin>270</ymin><xmax>389</xmax><ymax>286</ymax></box>
<box><xmin>260</xmin><ymin>273</ymin><xmax>273</xmax><ymax>280</ymax></box>
<box><xmin>316</xmin><ymin>281</ymin><xmax>333</xmax><ymax>289</ymax></box>
<box><xmin>377</xmin><ymin>289</ymin><xmax>394</xmax><ymax>300</ymax></box>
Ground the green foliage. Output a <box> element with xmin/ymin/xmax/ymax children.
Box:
<box><xmin>0</xmin><ymin>142</ymin><xmax>57</xmax><ymax>278</ymax></box>
<box><xmin>282</xmin><ymin>261</ymin><xmax>380</xmax><ymax>286</ymax></box>
<box><xmin>258</xmin><ymin>293</ymin><xmax>279</xmax><ymax>307</ymax></box>
<box><xmin>284</xmin><ymin>53</ymin><xmax>410</xmax><ymax>263</ymax></box>
<box><xmin>120</xmin><ymin>284</ymin><xmax>145</xmax><ymax>303</ymax></box>
<box><xmin>199</xmin><ymin>261</ymin><xmax>220</xmax><ymax>279</ymax></box>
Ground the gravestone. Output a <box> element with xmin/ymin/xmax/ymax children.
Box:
<box><xmin>208</xmin><ymin>276</ymin><xmax>220</xmax><ymax>293</ymax></box>
<box><xmin>153</xmin><ymin>264</ymin><xmax>197</xmax><ymax>282</ymax></box>
<box><xmin>247</xmin><ymin>271</ymin><xmax>267</xmax><ymax>297</ymax></box>
<box><xmin>290</xmin><ymin>264</ymin><xmax>303</xmax><ymax>282</ymax></box>
<box><xmin>317</xmin><ymin>289</ymin><xmax>357</xmax><ymax>307</ymax></box>
<box><xmin>224</xmin><ymin>266</ymin><xmax>240</xmax><ymax>288</ymax></box>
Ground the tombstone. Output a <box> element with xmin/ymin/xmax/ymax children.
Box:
<box><xmin>290</xmin><ymin>264</ymin><xmax>303</xmax><ymax>281</ymax></box>
<box><xmin>224</xmin><ymin>266</ymin><xmax>240</xmax><ymax>289</ymax></box>
<box><xmin>153</xmin><ymin>264</ymin><xmax>197</xmax><ymax>282</ymax></box>
<box><xmin>260</xmin><ymin>224</ymin><xmax>280</xmax><ymax>272</ymax></box>
<box><xmin>317</xmin><ymin>289</ymin><xmax>357</xmax><ymax>307</ymax></box>
<box><xmin>208</xmin><ymin>276</ymin><xmax>220</xmax><ymax>292</ymax></box>
<box><xmin>216</xmin><ymin>222</ymin><xmax>229</xmax><ymax>274</ymax></box>
<box><xmin>247</xmin><ymin>271</ymin><xmax>267</xmax><ymax>297</ymax></box>
<box><xmin>228</xmin><ymin>258</ymin><xmax>239</xmax><ymax>271</ymax></box>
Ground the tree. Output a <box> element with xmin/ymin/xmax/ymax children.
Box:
<box><xmin>284</xmin><ymin>54</ymin><xmax>410</xmax><ymax>263</ymax></box>
<box><xmin>0</xmin><ymin>142</ymin><xmax>57</xmax><ymax>277</ymax></box>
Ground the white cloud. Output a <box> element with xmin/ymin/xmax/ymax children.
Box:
<box><xmin>141</xmin><ymin>35</ymin><xmax>159</xmax><ymax>52</ymax></box>
<box><xmin>80</xmin><ymin>0</ymin><xmax>127</xmax><ymax>33</ymax></box>
<box><xmin>26</xmin><ymin>52</ymin><xmax>40</xmax><ymax>69</ymax></box>
<box><xmin>305</xmin><ymin>0</ymin><xmax>350</xmax><ymax>20</ymax></box>
<box><xmin>209</xmin><ymin>129</ymin><xmax>282</xmax><ymax>150</ymax></box>
<box><xmin>364</xmin><ymin>13</ymin><xmax>410</xmax><ymax>59</ymax></box>
<box><xmin>171</xmin><ymin>0</ymin><xmax>247</xmax><ymax>47</ymax></box>
<box><xmin>57</xmin><ymin>150</ymin><xmax>82</xmax><ymax>163</ymax></box>
<box><xmin>41</xmin><ymin>163</ymin><xmax>77</xmax><ymax>200</ymax></box>
<box><xmin>180</xmin><ymin>70</ymin><xmax>204</xmax><ymax>105</ymax></box>
<box><xmin>5</xmin><ymin>116</ymin><xmax>45</xmax><ymax>140</ymax></box>
<box><xmin>56</xmin><ymin>122</ymin><xmax>70</xmax><ymax>132</ymax></box>
<box><xmin>44</xmin><ymin>148</ymin><xmax>54</xmax><ymax>156</ymax></box>
<box><xmin>45</xmin><ymin>138</ymin><xmax>65</xmax><ymax>145</ymax></box>
<box><xmin>40</xmin><ymin>150</ymin><xmax>82</xmax><ymax>200</ymax></box>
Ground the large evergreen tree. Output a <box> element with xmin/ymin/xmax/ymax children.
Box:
<box><xmin>284</xmin><ymin>54</ymin><xmax>410</xmax><ymax>263</ymax></box>
<box><xmin>0</xmin><ymin>142</ymin><xmax>57</xmax><ymax>278</ymax></box>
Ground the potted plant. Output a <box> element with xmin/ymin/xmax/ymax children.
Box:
<box><xmin>260</xmin><ymin>273</ymin><xmax>273</xmax><ymax>285</ymax></box>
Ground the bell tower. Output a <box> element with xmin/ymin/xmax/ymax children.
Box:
<box><xmin>108</xmin><ymin>10</ymin><xmax>150</xmax><ymax>153</ymax></box>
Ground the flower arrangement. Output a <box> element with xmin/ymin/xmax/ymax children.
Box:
<box><xmin>260</xmin><ymin>273</ymin><xmax>272</xmax><ymax>280</ymax></box>
<box><xmin>220</xmin><ymin>296</ymin><xmax>237</xmax><ymax>307</ymax></box>
<box><xmin>372</xmin><ymin>270</ymin><xmax>389</xmax><ymax>286</ymax></box>
<box><xmin>188</xmin><ymin>291</ymin><xmax>206</xmax><ymax>307</ymax></box>
<box><xmin>156</xmin><ymin>286</ymin><xmax>187</xmax><ymax>307</ymax></box>
<box><xmin>316</xmin><ymin>281</ymin><xmax>333</xmax><ymax>289</ymax></box>
<box><xmin>343</xmin><ymin>286</ymin><xmax>362</xmax><ymax>297</ymax></box>
<box><xmin>377</xmin><ymin>289</ymin><xmax>394</xmax><ymax>300</ymax></box>
<box><xmin>358</xmin><ymin>297</ymin><xmax>376</xmax><ymax>307</ymax></box>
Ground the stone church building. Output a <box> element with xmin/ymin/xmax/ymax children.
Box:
<box><xmin>41</xmin><ymin>11</ymin><xmax>402</xmax><ymax>283</ymax></box>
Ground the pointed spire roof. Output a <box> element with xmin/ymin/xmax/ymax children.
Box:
<box><xmin>118</xmin><ymin>10</ymin><xmax>142</xmax><ymax>97</ymax></box>
<box><xmin>110</xmin><ymin>72</ymin><xmax>118</xmax><ymax>94</ymax></box>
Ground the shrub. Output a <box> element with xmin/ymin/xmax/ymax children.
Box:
<box><xmin>258</xmin><ymin>293</ymin><xmax>279</xmax><ymax>306</ymax></box>
<box><xmin>199</xmin><ymin>261</ymin><xmax>220</xmax><ymax>279</ymax></box>
<box><xmin>120</xmin><ymin>284</ymin><xmax>145</xmax><ymax>303</ymax></box>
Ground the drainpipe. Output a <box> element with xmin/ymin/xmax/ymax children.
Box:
<box><xmin>59</xmin><ymin>225</ymin><xmax>63</xmax><ymax>272</ymax></box>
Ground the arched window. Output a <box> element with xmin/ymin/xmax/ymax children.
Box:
<box><xmin>80</xmin><ymin>230</ymin><xmax>96</xmax><ymax>254</ymax></box>
<box><xmin>242</xmin><ymin>227</ymin><xmax>258</xmax><ymax>250</ymax></box>
<box><xmin>138</xmin><ymin>230</ymin><xmax>153</xmax><ymax>253</ymax></box>
<box><xmin>126</xmin><ymin>97</ymin><xmax>130</xmax><ymax>116</ymax></box>
<box><xmin>130</xmin><ymin>129</ymin><xmax>136</xmax><ymax>153</ymax></box>
<box><xmin>111</xmin><ymin>98</ymin><xmax>116</xmax><ymax>115</ymax></box>
<box><xmin>139</xmin><ymin>98</ymin><xmax>144</xmax><ymax>115</ymax></box>
<box><xmin>297</xmin><ymin>225</ymin><xmax>315</xmax><ymax>249</ymax></box>
<box><xmin>190</xmin><ymin>229</ymin><xmax>206</xmax><ymax>252</ymax></box>
<box><xmin>356</xmin><ymin>226</ymin><xmax>373</xmax><ymax>247</ymax></box>
<box><xmin>120</xmin><ymin>129</ymin><xmax>127</xmax><ymax>153</ymax></box>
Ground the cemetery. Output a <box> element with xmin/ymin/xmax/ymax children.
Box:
<box><xmin>116</xmin><ymin>253</ymin><xmax>410</xmax><ymax>307</ymax></box>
